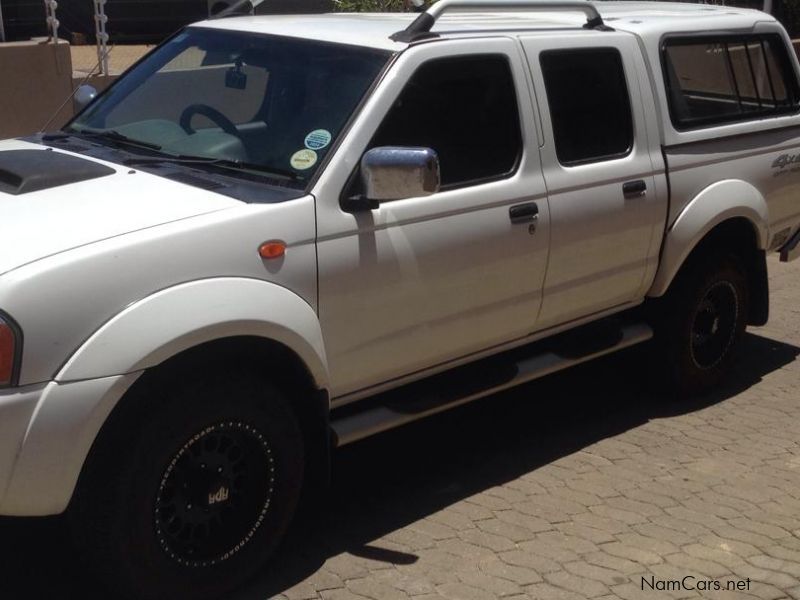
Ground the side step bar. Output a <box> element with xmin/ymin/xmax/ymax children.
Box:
<box><xmin>331</xmin><ymin>320</ymin><xmax>653</xmax><ymax>447</ymax></box>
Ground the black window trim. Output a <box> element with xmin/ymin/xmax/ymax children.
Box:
<box><xmin>661</xmin><ymin>33</ymin><xmax>800</xmax><ymax>132</ymax></box>
<box><xmin>539</xmin><ymin>46</ymin><xmax>635</xmax><ymax>168</ymax></box>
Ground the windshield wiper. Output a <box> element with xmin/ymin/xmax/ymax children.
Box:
<box><xmin>124</xmin><ymin>155</ymin><xmax>299</xmax><ymax>181</ymax></box>
<box><xmin>69</xmin><ymin>128</ymin><xmax>163</xmax><ymax>151</ymax></box>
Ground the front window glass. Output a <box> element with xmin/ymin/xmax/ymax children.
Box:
<box><xmin>68</xmin><ymin>28</ymin><xmax>391</xmax><ymax>187</ymax></box>
<box><xmin>369</xmin><ymin>55</ymin><xmax>522</xmax><ymax>189</ymax></box>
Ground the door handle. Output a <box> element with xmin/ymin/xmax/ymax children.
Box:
<box><xmin>510</xmin><ymin>202</ymin><xmax>539</xmax><ymax>224</ymax></box>
<box><xmin>623</xmin><ymin>180</ymin><xmax>647</xmax><ymax>198</ymax></box>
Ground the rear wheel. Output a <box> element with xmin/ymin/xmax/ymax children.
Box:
<box><xmin>655</xmin><ymin>253</ymin><xmax>749</xmax><ymax>396</ymax></box>
<box><xmin>70</xmin><ymin>372</ymin><xmax>304</xmax><ymax>600</ymax></box>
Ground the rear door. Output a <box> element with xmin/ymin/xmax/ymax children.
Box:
<box><xmin>521</xmin><ymin>33</ymin><xmax>667</xmax><ymax>329</ymax></box>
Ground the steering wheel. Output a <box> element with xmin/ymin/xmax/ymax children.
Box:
<box><xmin>179</xmin><ymin>104</ymin><xmax>240</xmax><ymax>137</ymax></box>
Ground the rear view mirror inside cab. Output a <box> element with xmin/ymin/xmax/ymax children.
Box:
<box><xmin>225</xmin><ymin>59</ymin><xmax>248</xmax><ymax>90</ymax></box>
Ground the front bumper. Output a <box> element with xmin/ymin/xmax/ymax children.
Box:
<box><xmin>0</xmin><ymin>384</ymin><xmax>46</xmax><ymax>511</ymax></box>
<box><xmin>0</xmin><ymin>373</ymin><xmax>141</xmax><ymax>516</ymax></box>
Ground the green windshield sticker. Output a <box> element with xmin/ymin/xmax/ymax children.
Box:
<box><xmin>291</xmin><ymin>149</ymin><xmax>318</xmax><ymax>170</ymax></box>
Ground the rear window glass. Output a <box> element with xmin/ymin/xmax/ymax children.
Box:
<box><xmin>540</xmin><ymin>48</ymin><xmax>633</xmax><ymax>166</ymax></box>
<box><xmin>663</xmin><ymin>35</ymin><xmax>800</xmax><ymax>129</ymax></box>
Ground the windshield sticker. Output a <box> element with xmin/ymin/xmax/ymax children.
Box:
<box><xmin>304</xmin><ymin>129</ymin><xmax>332</xmax><ymax>151</ymax></box>
<box><xmin>291</xmin><ymin>149</ymin><xmax>318</xmax><ymax>171</ymax></box>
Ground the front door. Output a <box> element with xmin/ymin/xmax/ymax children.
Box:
<box><xmin>313</xmin><ymin>39</ymin><xmax>551</xmax><ymax>398</ymax></box>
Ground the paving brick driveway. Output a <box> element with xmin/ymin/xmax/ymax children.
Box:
<box><xmin>2</xmin><ymin>256</ymin><xmax>800</xmax><ymax>600</ymax></box>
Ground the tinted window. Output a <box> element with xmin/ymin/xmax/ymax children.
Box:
<box><xmin>663</xmin><ymin>35</ymin><xmax>800</xmax><ymax>129</ymax></box>
<box><xmin>540</xmin><ymin>48</ymin><xmax>633</xmax><ymax>165</ymax></box>
<box><xmin>370</xmin><ymin>55</ymin><xmax>522</xmax><ymax>188</ymax></box>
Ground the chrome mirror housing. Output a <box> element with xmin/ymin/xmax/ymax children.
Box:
<box><xmin>360</xmin><ymin>146</ymin><xmax>441</xmax><ymax>205</ymax></box>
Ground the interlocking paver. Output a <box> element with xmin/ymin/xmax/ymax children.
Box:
<box><xmin>436</xmin><ymin>582</ymin><xmax>496</xmax><ymax>600</ymax></box>
<box><xmin>563</xmin><ymin>560</ymin><xmax>627</xmax><ymax>586</ymax></box>
<box><xmin>456</xmin><ymin>570</ymin><xmax>522</xmax><ymax>597</ymax></box>
<box><xmin>748</xmin><ymin>554</ymin><xmax>800</xmax><ymax>578</ymax></box>
<box><xmin>664</xmin><ymin>552</ymin><xmax>731</xmax><ymax>578</ymax></box>
<box><xmin>543</xmin><ymin>570</ymin><xmax>609</xmax><ymax>597</ymax></box>
<box><xmin>601</xmin><ymin>541</ymin><xmax>664</xmax><ymax>566</ymax></box>
<box><xmin>523</xmin><ymin>582</ymin><xmax>587</xmax><ymax>600</ymax></box>
<box><xmin>474</xmin><ymin>517</ymin><xmax>538</xmax><ymax>543</ymax></box>
<box><xmin>683</xmin><ymin>543</ymin><xmax>747</xmax><ymax>569</ymax></box>
<box><xmin>493</xmin><ymin>510</ymin><xmax>552</xmax><ymax>535</ymax></box>
<box><xmin>479</xmin><ymin>557</ymin><xmax>543</xmax><ymax>586</ymax></box>
<box><xmin>584</xmin><ymin>551</ymin><xmax>646</xmax><ymax>576</ymax></box>
<box><xmin>346</xmin><ymin>579</ymin><xmax>408</xmax><ymax>600</ymax></box>
<box><xmin>499</xmin><ymin>549</ymin><xmax>561</xmax><ymax>573</ymax></box>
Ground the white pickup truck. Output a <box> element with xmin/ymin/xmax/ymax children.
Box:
<box><xmin>1</xmin><ymin>1</ymin><xmax>800</xmax><ymax>597</ymax></box>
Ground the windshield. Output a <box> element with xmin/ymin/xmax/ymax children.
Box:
<box><xmin>68</xmin><ymin>28</ymin><xmax>391</xmax><ymax>187</ymax></box>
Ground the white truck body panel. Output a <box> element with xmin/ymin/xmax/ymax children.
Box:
<box><xmin>0</xmin><ymin>196</ymin><xmax>318</xmax><ymax>385</ymax></box>
<box><xmin>0</xmin><ymin>139</ymin><xmax>241</xmax><ymax>277</ymax></box>
<box><xmin>0</xmin><ymin>375</ymin><xmax>138</xmax><ymax>516</ymax></box>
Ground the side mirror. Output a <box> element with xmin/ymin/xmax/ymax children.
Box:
<box><xmin>349</xmin><ymin>146</ymin><xmax>440</xmax><ymax>211</ymax></box>
<box><xmin>74</xmin><ymin>85</ymin><xmax>98</xmax><ymax>111</ymax></box>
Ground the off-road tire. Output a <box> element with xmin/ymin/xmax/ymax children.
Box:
<box><xmin>655</xmin><ymin>252</ymin><xmax>749</xmax><ymax>397</ymax></box>
<box><xmin>69</xmin><ymin>371</ymin><xmax>304</xmax><ymax>600</ymax></box>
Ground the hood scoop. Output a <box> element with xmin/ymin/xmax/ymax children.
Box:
<box><xmin>0</xmin><ymin>149</ymin><xmax>115</xmax><ymax>196</ymax></box>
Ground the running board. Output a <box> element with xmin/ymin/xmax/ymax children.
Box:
<box><xmin>331</xmin><ymin>320</ymin><xmax>653</xmax><ymax>447</ymax></box>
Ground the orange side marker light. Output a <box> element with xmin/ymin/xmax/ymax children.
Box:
<box><xmin>259</xmin><ymin>241</ymin><xmax>286</xmax><ymax>259</ymax></box>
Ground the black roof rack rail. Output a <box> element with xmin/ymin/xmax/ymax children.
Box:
<box><xmin>390</xmin><ymin>0</ymin><xmax>612</xmax><ymax>43</ymax></box>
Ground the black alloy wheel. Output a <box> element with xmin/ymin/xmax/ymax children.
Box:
<box><xmin>155</xmin><ymin>421</ymin><xmax>275</xmax><ymax>568</ymax></box>
<box><xmin>689</xmin><ymin>280</ymin><xmax>739</xmax><ymax>370</ymax></box>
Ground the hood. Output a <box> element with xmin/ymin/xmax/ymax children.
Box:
<box><xmin>0</xmin><ymin>140</ymin><xmax>242</xmax><ymax>276</ymax></box>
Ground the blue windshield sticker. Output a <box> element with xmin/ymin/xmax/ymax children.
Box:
<box><xmin>304</xmin><ymin>129</ymin><xmax>332</xmax><ymax>151</ymax></box>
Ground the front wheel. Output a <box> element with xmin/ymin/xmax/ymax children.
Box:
<box><xmin>70</xmin><ymin>372</ymin><xmax>304</xmax><ymax>600</ymax></box>
<box><xmin>656</xmin><ymin>253</ymin><xmax>749</xmax><ymax>397</ymax></box>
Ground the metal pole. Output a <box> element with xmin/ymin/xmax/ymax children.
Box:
<box><xmin>763</xmin><ymin>0</ymin><xmax>773</xmax><ymax>14</ymax></box>
<box><xmin>93</xmin><ymin>0</ymin><xmax>109</xmax><ymax>76</ymax></box>
<box><xmin>0</xmin><ymin>0</ymin><xmax>6</xmax><ymax>43</ymax></box>
<box><xmin>44</xmin><ymin>0</ymin><xmax>59</xmax><ymax>41</ymax></box>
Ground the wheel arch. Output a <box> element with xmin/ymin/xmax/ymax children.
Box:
<box><xmin>56</xmin><ymin>277</ymin><xmax>329</xmax><ymax>387</ymax></box>
<box><xmin>649</xmin><ymin>181</ymin><xmax>770</xmax><ymax>325</ymax></box>
<box><xmin>76</xmin><ymin>333</ymin><xmax>333</xmax><ymax>510</ymax></box>
<box><xmin>650</xmin><ymin>220</ymin><xmax>769</xmax><ymax>326</ymax></box>
<box><xmin>5</xmin><ymin>278</ymin><xmax>332</xmax><ymax>515</ymax></box>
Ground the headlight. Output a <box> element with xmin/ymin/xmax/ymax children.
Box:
<box><xmin>0</xmin><ymin>313</ymin><xmax>21</xmax><ymax>387</ymax></box>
